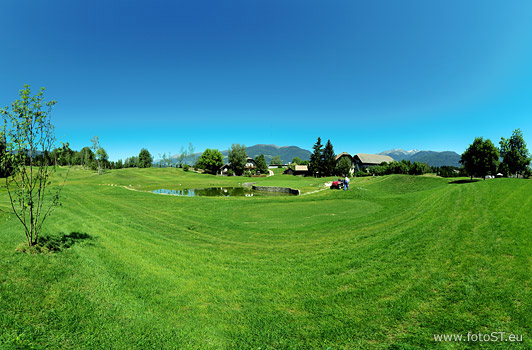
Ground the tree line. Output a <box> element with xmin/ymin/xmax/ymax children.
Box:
<box><xmin>365</xmin><ymin>160</ymin><xmax>431</xmax><ymax>176</ymax></box>
<box><xmin>41</xmin><ymin>142</ymin><xmax>154</xmax><ymax>172</ymax></box>
<box><xmin>460</xmin><ymin>129</ymin><xmax>531</xmax><ymax>179</ymax></box>
<box><xmin>195</xmin><ymin>144</ymin><xmax>269</xmax><ymax>176</ymax></box>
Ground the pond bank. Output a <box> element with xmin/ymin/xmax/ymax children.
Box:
<box><xmin>251</xmin><ymin>185</ymin><xmax>300</xmax><ymax>195</ymax></box>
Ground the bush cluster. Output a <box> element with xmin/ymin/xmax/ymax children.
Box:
<box><xmin>435</xmin><ymin>166</ymin><xmax>466</xmax><ymax>178</ymax></box>
<box><xmin>368</xmin><ymin>160</ymin><xmax>431</xmax><ymax>176</ymax></box>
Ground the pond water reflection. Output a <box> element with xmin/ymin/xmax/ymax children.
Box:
<box><xmin>152</xmin><ymin>187</ymin><xmax>292</xmax><ymax>197</ymax></box>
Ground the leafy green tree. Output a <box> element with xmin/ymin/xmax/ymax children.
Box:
<box><xmin>270</xmin><ymin>155</ymin><xmax>282</xmax><ymax>165</ymax></box>
<box><xmin>228</xmin><ymin>144</ymin><xmax>247</xmax><ymax>175</ymax></box>
<box><xmin>125</xmin><ymin>156</ymin><xmax>139</xmax><ymax>168</ymax></box>
<box><xmin>438</xmin><ymin>166</ymin><xmax>460</xmax><ymax>178</ymax></box>
<box><xmin>167</xmin><ymin>152</ymin><xmax>173</xmax><ymax>167</ymax></box>
<box><xmin>96</xmin><ymin>148</ymin><xmax>109</xmax><ymax>173</ymax></box>
<box><xmin>79</xmin><ymin>146</ymin><xmax>94</xmax><ymax>169</ymax></box>
<box><xmin>309</xmin><ymin>137</ymin><xmax>324</xmax><ymax>177</ymax></box>
<box><xmin>499</xmin><ymin>129</ymin><xmax>531</xmax><ymax>177</ymax></box>
<box><xmin>188</xmin><ymin>143</ymin><xmax>196</xmax><ymax>166</ymax></box>
<box><xmin>0</xmin><ymin>132</ymin><xmax>12</xmax><ymax>177</ymax></box>
<box><xmin>50</xmin><ymin>147</ymin><xmax>60</xmax><ymax>166</ymax></box>
<box><xmin>90</xmin><ymin>136</ymin><xmax>102</xmax><ymax>174</ymax></box>
<box><xmin>409</xmin><ymin>161</ymin><xmax>430</xmax><ymax>175</ymax></box>
<box><xmin>196</xmin><ymin>148</ymin><xmax>223</xmax><ymax>175</ymax></box>
<box><xmin>387</xmin><ymin>161</ymin><xmax>409</xmax><ymax>175</ymax></box>
<box><xmin>524</xmin><ymin>167</ymin><xmax>532</xmax><ymax>179</ymax></box>
<box><xmin>322</xmin><ymin>139</ymin><xmax>336</xmax><ymax>177</ymax></box>
<box><xmin>461</xmin><ymin>137</ymin><xmax>500</xmax><ymax>180</ymax></box>
<box><xmin>0</xmin><ymin>85</ymin><xmax>66</xmax><ymax>247</ymax></box>
<box><xmin>178</xmin><ymin>146</ymin><xmax>188</xmax><ymax>168</ymax></box>
<box><xmin>138</xmin><ymin>148</ymin><xmax>153</xmax><ymax>168</ymax></box>
<box><xmin>58</xmin><ymin>142</ymin><xmax>74</xmax><ymax>166</ymax></box>
<box><xmin>71</xmin><ymin>150</ymin><xmax>81</xmax><ymax>166</ymax></box>
<box><xmin>292</xmin><ymin>157</ymin><xmax>302</xmax><ymax>165</ymax></box>
<box><xmin>335</xmin><ymin>156</ymin><xmax>352</xmax><ymax>177</ymax></box>
<box><xmin>497</xmin><ymin>162</ymin><xmax>509</xmax><ymax>177</ymax></box>
<box><xmin>254</xmin><ymin>154</ymin><xmax>268</xmax><ymax>174</ymax></box>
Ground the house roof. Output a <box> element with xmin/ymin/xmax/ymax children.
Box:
<box><xmin>335</xmin><ymin>152</ymin><xmax>353</xmax><ymax>161</ymax></box>
<box><xmin>354</xmin><ymin>153</ymin><xmax>394</xmax><ymax>164</ymax></box>
<box><xmin>294</xmin><ymin>165</ymin><xmax>308</xmax><ymax>171</ymax></box>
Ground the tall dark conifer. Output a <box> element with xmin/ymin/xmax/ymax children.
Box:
<box><xmin>322</xmin><ymin>139</ymin><xmax>336</xmax><ymax>177</ymax></box>
<box><xmin>309</xmin><ymin>137</ymin><xmax>323</xmax><ymax>177</ymax></box>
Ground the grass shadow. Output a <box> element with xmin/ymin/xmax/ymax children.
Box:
<box><xmin>448</xmin><ymin>179</ymin><xmax>481</xmax><ymax>184</ymax></box>
<box><xmin>32</xmin><ymin>232</ymin><xmax>94</xmax><ymax>253</ymax></box>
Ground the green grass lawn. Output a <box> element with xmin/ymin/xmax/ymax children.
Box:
<box><xmin>0</xmin><ymin>168</ymin><xmax>531</xmax><ymax>349</ymax></box>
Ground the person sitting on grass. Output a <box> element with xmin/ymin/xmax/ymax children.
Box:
<box><xmin>344</xmin><ymin>175</ymin><xmax>350</xmax><ymax>190</ymax></box>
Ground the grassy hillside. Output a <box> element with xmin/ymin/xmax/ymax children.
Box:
<box><xmin>0</xmin><ymin>169</ymin><xmax>530</xmax><ymax>349</ymax></box>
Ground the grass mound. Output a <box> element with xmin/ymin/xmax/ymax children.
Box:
<box><xmin>0</xmin><ymin>169</ymin><xmax>530</xmax><ymax>348</ymax></box>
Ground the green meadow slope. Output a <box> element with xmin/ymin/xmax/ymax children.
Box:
<box><xmin>0</xmin><ymin>169</ymin><xmax>530</xmax><ymax>349</ymax></box>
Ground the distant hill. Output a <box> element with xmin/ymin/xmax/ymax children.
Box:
<box><xmin>220</xmin><ymin>144</ymin><xmax>311</xmax><ymax>164</ymax></box>
<box><xmin>378</xmin><ymin>149</ymin><xmax>461</xmax><ymax>167</ymax></box>
<box><xmin>158</xmin><ymin>144</ymin><xmax>311</xmax><ymax>165</ymax></box>
<box><xmin>157</xmin><ymin>145</ymin><xmax>460</xmax><ymax>167</ymax></box>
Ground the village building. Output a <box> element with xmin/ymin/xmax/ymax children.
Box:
<box><xmin>219</xmin><ymin>163</ymin><xmax>231</xmax><ymax>175</ymax></box>
<box><xmin>219</xmin><ymin>157</ymin><xmax>256</xmax><ymax>175</ymax></box>
<box><xmin>335</xmin><ymin>152</ymin><xmax>356</xmax><ymax>175</ymax></box>
<box><xmin>353</xmin><ymin>153</ymin><xmax>394</xmax><ymax>169</ymax></box>
<box><xmin>244</xmin><ymin>157</ymin><xmax>256</xmax><ymax>169</ymax></box>
<box><xmin>283</xmin><ymin>165</ymin><xmax>309</xmax><ymax>176</ymax></box>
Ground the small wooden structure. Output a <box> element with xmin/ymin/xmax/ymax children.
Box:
<box><xmin>283</xmin><ymin>165</ymin><xmax>309</xmax><ymax>176</ymax></box>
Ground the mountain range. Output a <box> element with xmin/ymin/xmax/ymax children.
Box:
<box><xmin>157</xmin><ymin>145</ymin><xmax>460</xmax><ymax>167</ymax></box>
<box><xmin>378</xmin><ymin>149</ymin><xmax>461</xmax><ymax>167</ymax></box>
<box><xmin>220</xmin><ymin>144</ymin><xmax>311</xmax><ymax>164</ymax></box>
<box><xmin>159</xmin><ymin>144</ymin><xmax>312</xmax><ymax>165</ymax></box>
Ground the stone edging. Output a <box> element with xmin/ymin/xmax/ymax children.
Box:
<box><xmin>251</xmin><ymin>185</ymin><xmax>300</xmax><ymax>195</ymax></box>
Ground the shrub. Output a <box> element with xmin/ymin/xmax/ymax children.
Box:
<box><xmin>227</xmin><ymin>169</ymin><xmax>234</xmax><ymax>176</ymax></box>
<box><xmin>243</xmin><ymin>170</ymin><xmax>252</xmax><ymax>177</ymax></box>
<box><xmin>183</xmin><ymin>164</ymin><xmax>190</xmax><ymax>172</ymax></box>
<box><xmin>438</xmin><ymin>166</ymin><xmax>461</xmax><ymax>178</ymax></box>
<box><xmin>355</xmin><ymin>170</ymin><xmax>371</xmax><ymax>177</ymax></box>
<box><xmin>524</xmin><ymin>167</ymin><xmax>532</xmax><ymax>179</ymax></box>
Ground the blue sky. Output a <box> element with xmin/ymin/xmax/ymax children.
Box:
<box><xmin>1</xmin><ymin>0</ymin><xmax>532</xmax><ymax>161</ymax></box>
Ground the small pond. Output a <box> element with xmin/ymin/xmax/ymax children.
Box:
<box><xmin>153</xmin><ymin>187</ymin><xmax>294</xmax><ymax>197</ymax></box>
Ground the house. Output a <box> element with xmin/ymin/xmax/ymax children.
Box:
<box><xmin>335</xmin><ymin>152</ymin><xmax>356</xmax><ymax>175</ymax></box>
<box><xmin>353</xmin><ymin>153</ymin><xmax>394</xmax><ymax>169</ymax></box>
<box><xmin>219</xmin><ymin>157</ymin><xmax>257</xmax><ymax>175</ymax></box>
<box><xmin>283</xmin><ymin>165</ymin><xmax>309</xmax><ymax>176</ymax></box>
<box><xmin>219</xmin><ymin>163</ymin><xmax>231</xmax><ymax>175</ymax></box>
<box><xmin>245</xmin><ymin>157</ymin><xmax>256</xmax><ymax>169</ymax></box>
